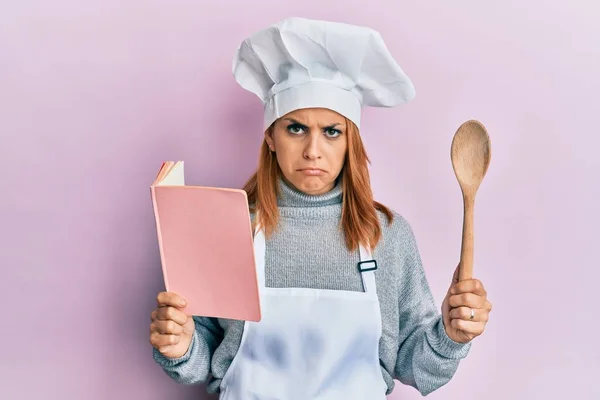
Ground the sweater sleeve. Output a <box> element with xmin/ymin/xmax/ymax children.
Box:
<box><xmin>152</xmin><ymin>316</ymin><xmax>224</xmax><ymax>385</ymax></box>
<box><xmin>393</xmin><ymin>219</ymin><xmax>471</xmax><ymax>396</ymax></box>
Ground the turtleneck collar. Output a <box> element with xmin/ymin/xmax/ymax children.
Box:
<box><xmin>276</xmin><ymin>176</ymin><xmax>343</xmax><ymax>219</ymax></box>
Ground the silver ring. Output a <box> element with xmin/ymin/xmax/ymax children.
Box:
<box><xmin>469</xmin><ymin>308</ymin><xmax>475</xmax><ymax>320</ymax></box>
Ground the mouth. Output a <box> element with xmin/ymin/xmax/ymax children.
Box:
<box><xmin>298</xmin><ymin>167</ymin><xmax>326</xmax><ymax>171</ymax></box>
<box><xmin>298</xmin><ymin>168</ymin><xmax>327</xmax><ymax>176</ymax></box>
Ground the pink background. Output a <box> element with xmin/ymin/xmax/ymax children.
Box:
<box><xmin>2</xmin><ymin>1</ymin><xmax>598</xmax><ymax>399</ymax></box>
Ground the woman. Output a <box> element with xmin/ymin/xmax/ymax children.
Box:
<box><xmin>149</xmin><ymin>17</ymin><xmax>492</xmax><ymax>399</ymax></box>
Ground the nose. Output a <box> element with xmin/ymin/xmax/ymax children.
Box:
<box><xmin>303</xmin><ymin>131</ymin><xmax>321</xmax><ymax>160</ymax></box>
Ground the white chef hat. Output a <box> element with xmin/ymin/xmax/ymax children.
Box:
<box><xmin>232</xmin><ymin>17</ymin><xmax>415</xmax><ymax>130</ymax></box>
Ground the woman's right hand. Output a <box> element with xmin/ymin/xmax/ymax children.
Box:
<box><xmin>150</xmin><ymin>292</ymin><xmax>195</xmax><ymax>359</ymax></box>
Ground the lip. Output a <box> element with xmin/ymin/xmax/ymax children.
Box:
<box><xmin>298</xmin><ymin>168</ymin><xmax>326</xmax><ymax>176</ymax></box>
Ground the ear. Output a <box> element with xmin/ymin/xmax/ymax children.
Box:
<box><xmin>264</xmin><ymin>126</ymin><xmax>275</xmax><ymax>151</ymax></box>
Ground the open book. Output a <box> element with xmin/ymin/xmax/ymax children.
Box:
<box><xmin>150</xmin><ymin>161</ymin><xmax>261</xmax><ymax>321</ymax></box>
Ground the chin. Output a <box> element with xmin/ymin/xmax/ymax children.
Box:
<box><xmin>296</xmin><ymin>178</ymin><xmax>331</xmax><ymax>195</ymax></box>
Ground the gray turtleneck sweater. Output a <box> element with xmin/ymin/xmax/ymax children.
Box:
<box><xmin>152</xmin><ymin>179</ymin><xmax>471</xmax><ymax>396</ymax></box>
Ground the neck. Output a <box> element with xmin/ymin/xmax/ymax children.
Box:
<box><xmin>276</xmin><ymin>176</ymin><xmax>343</xmax><ymax>219</ymax></box>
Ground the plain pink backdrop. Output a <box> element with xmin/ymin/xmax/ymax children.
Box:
<box><xmin>1</xmin><ymin>1</ymin><xmax>598</xmax><ymax>399</ymax></box>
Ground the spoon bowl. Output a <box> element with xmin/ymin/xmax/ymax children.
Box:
<box><xmin>450</xmin><ymin>120</ymin><xmax>491</xmax><ymax>281</ymax></box>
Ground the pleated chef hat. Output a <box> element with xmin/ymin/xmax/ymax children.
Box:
<box><xmin>232</xmin><ymin>17</ymin><xmax>416</xmax><ymax>130</ymax></box>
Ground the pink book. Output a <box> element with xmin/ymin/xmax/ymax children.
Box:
<box><xmin>150</xmin><ymin>161</ymin><xmax>261</xmax><ymax>321</ymax></box>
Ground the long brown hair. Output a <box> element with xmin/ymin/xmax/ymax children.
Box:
<box><xmin>243</xmin><ymin>117</ymin><xmax>393</xmax><ymax>252</ymax></box>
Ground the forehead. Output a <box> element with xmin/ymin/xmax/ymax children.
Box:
<box><xmin>281</xmin><ymin>108</ymin><xmax>345</xmax><ymax>125</ymax></box>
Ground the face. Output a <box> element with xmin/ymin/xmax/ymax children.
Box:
<box><xmin>265</xmin><ymin>108</ymin><xmax>348</xmax><ymax>195</ymax></box>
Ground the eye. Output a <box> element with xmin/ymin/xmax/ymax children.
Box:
<box><xmin>287</xmin><ymin>124</ymin><xmax>305</xmax><ymax>135</ymax></box>
<box><xmin>324</xmin><ymin>128</ymin><xmax>342</xmax><ymax>138</ymax></box>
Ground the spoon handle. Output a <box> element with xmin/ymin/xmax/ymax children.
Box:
<box><xmin>459</xmin><ymin>195</ymin><xmax>474</xmax><ymax>281</ymax></box>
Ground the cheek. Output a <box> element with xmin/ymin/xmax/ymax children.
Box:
<box><xmin>338</xmin><ymin>148</ymin><xmax>347</xmax><ymax>164</ymax></box>
<box><xmin>333</xmin><ymin>144</ymin><xmax>347</xmax><ymax>166</ymax></box>
<box><xmin>275</xmin><ymin>148</ymin><xmax>297</xmax><ymax>171</ymax></box>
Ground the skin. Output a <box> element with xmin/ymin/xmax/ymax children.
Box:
<box><xmin>149</xmin><ymin>108</ymin><xmax>492</xmax><ymax>358</ymax></box>
<box><xmin>265</xmin><ymin>108</ymin><xmax>348</xmax><ymax>195</ymax></box>
<box><xmin>442</xmin><ymin>264</ymin><xmax>492</xmax><ymax>343</ymax></box>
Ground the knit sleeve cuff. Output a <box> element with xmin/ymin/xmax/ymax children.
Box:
<box><xmin>426</xmin><ymin>316</ymin><xmax>472</xmax><ymax>359</ymax></box>
<box><xmin>152</xmin><ymin>329</ymin><xmax>197</xmax><ymax>367</ymax></box>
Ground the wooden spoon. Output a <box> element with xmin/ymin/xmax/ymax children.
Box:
<box><xmin>450</xmin><ymin>120</ymin><xmax>491</xmax><ymax>281</ymax></box>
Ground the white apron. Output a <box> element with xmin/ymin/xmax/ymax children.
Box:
<box><xmin>220</xmin><ymin>227</ymin><xmax>387</xmax><ymax>400</ymax></box>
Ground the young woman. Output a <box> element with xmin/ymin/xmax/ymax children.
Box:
<box><xmin>149</xmin><ymin>17</ymin><xmax>492</xmax><ymax>399</ymax></box>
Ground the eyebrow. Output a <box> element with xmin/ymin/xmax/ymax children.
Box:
<box><xmin>284</xmin><ymin>118</ymin><xmax>344</xmax><ymax>130</ymax></box>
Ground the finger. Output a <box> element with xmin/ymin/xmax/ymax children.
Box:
<box><xmin>156</xmin><ymin>291</ymin><xmax>187</xmax><ymax>308</ymax></box>
<box><xmin>448</xmin><ymin>292</ymin><xmax>486</xmax><ymax>309</ymax></box>
<box><xmin>451</xmin><ymin>279</ymin><xmax>487</xmax><ymax>297</ymax></box>
<box><xmin>449</xmin><ymin>306</ymin><xmax>489</xmax><ymax>323</ymax></box>
<box><xmin>150</xmin><ymin>332</ymin><xmax>181</xmax><ymax>348</ymax></box>
<box><xmin>450</xmin><ymin>319</ymin><xmax>485</xmax><ymax>336</ymax></box>
<box><xmin>451</xmin><ymin>264</ymin><xmax>460</xmax><ymax>284</ymax></box>
<box><xmin>155</xmin><ymin>306</ymin><xmax>188</xmax><ymax>326</ymax></box>
<box><xmin>151</xmin><ymin>319</ymin><xmax>184</xmax><ymax>335</ymax></box>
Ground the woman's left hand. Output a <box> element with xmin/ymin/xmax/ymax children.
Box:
<box><xmin>441</xmin><ymin>264</ymin><xmax>492</xmax><ymax>344</ymax></box>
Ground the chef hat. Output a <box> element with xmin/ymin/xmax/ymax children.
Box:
<box><xmin>232</xmin><ymin>17</ymin><xmax>415</xmax><ymax>130</ymax></box>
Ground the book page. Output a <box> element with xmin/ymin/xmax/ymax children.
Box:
<box><xmin>160</xmin><ymin>161</ymin><xmax>185</xmax><ymax>186</ymax></box>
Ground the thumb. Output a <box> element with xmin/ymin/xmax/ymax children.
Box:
<box><xmin>451</xmin><ymin>263</ymin><xmax>460</xmax><ymax>285</ymax></box>
<box><xmin>445</xmin><ymin>264</ymin><xmax>460</xmax><ymax>296</ymax></box>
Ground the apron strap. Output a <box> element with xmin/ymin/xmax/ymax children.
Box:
<box><xmin>253</xmin><ymin>227</ymin><xmax>267</xmax><ymax>289</ymax></box>
<box><xmin>358</xmin><ymin>245</ymin><xmax>378</xmax><ymax>294</ymax></box>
